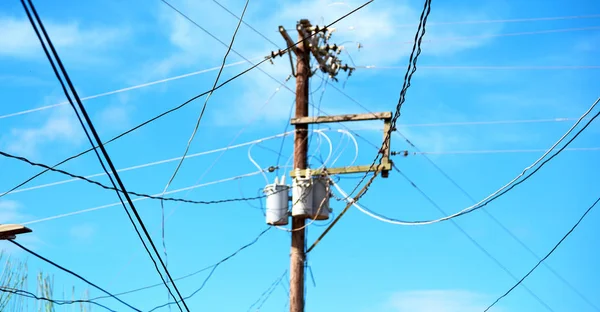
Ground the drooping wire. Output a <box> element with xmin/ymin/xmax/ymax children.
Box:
<box><xmin>307</xmin><ymin>0</ymin><xmax>432</xmax><ymax>253</ymax></box>
<box><xmin>158</xmin><ymin>1</ymin><xmax>251</xmax><ymax>287</ymax></box>
<box><xmin>21</xmin><ymin>1</ymin><xmax>188</xmax><ymax>309</ymax></box>
<box><xmin>8</xmin><ymin>240</ymin><xmax>140</xmax><ymax>311</ymax></box>
<box><xmin>1</xmin><ymin>0</ymin><xmax>374</xmax><ymax>201</ymax></box>
<box><xmin>90</xmin><ymin>227</ymin><xmax>271</xmax><ymax>302</ymax></box>
<box><xmin>145</xmin><ymin>228</ymin><xmax>272</xmax><ymax>312</ymax></box>
<box><xmin>246</xmin><ymin>270</ymin><xmax>287</xmax><ymax>312</ymax></box>
<box><xmin>0</xmin><ymin>287</ymin><xmax>116</xmax><ymax>312</ymax></box>
<box><xmin>484</xmin><ymin>195</ymin><xmax>600</xmax><ymax>311</ymax></box>
<box><xmin>0</xmin><ymin>149</ymin><xmax>278</xmax><ymax>205</ymax></box>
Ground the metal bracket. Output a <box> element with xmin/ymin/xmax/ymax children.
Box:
<box><xmin>290</xmin><ymin>112</ymin><xmax>393</xmax><ymax>178</ymax></box>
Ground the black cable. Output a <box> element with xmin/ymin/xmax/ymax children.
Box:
<box><xmin>158</xmin><ymin>2</ymin><xmax>250</xmax><ymax>300</ymax></box>
<box><xmin>8</xmin><ymin>240</ymin><xmax>140</xmax><ymax>311</ymax></box>
<box><xmin>0</xmin><ymin>149</ymin><xmax>282</xmax><ymax>205</ymax></box>
<box><xmin>395</xmin><ymin>131</ymin><xmax>600</xmax><ymax>311</ymax></box>
<box><xmin>347</xmin><ymin>0</ymin><xmax>432</xmax><ymax>197</ymax></box>
<box><xmin>391</xmin><ymin>165</ymin><xmax>554</xmax><ymax>311</ymax></box>
<box><xmin>0</xmin><ymin>287</ymin><xmax>116</xmax><ymax>312</ymax></box>
<box><xmin>275</xmin><ymin>99</ymin><xmax>295</xmax><ymax>177</ymax></box>
<box><xmin>484</xmin><ymin>195</ymin><xmax>600</xmax><ymax>311</ymax></box>
<box><xmin>210</xmin><ymin>0</ymin><xmax>280</xmax><ymax>48</ymax></box>
<box><xmin>2</xmin><ymin>0</ymin><xmax>374</xmax><ymax>200</ymax></box>
<box><xmin>246</xmin><ymin>270</ymin><xmax>287</xmax><ymax>312</ymax></box>
<box><xmin>145</xmin><ymin>228</ymin><xmax>272</xmax><ymax>312</ymax></box>
<box><xmin>21</xmin><ymin>1</ymin><xmax>188</xmax><ymax>310</ymax></box>
<box><xmin>89</xmin><ymin>227</ymin><xmax>271</xmax><ymax>301</ymax></box>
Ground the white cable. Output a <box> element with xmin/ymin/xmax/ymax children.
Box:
<box><xmin>0</xmin><ymin>58</ymin><xmax>261</xmax><ymax>121</ymax></box>
<box><xmin>358</xmin><ymin>65</ymin><xmax>600</xmax><ymax>70</ymax></box>
<box><xmin>327</xmin><ymin>130</ymin><xmax>349</xmax><ymax>167</ymax></box>
<box><xmin>2</xmin><ymin>131</ymin><xmax>295</xmax><ymax>197</ymax></box>
<box><xmin>338</xmin><ymin>97</ymin><xmax>600</xmax><ymax>226</ymax></box>
<box><xmin>315</xmin><ymin>130</ymin><xmax>333</xmax><ymax>169</ymax></box>
<box><xmin>248</xmin><ymin>143</ymin><xmax>269</xmax><ymax>184</ymax></box>
<box><xmin>330</xmin><ymin>129</ymin><xmax>359</xmax><ymax>167</ymax></box>
<box><xmin>21</xmin><ymin>169</ymin><xmax>267</xmax><ymax>225</ymax></box>
<box><xmin>414</xmin><ymin>147</ymin><xmax>600</xmax><ymax>155</ymax></box>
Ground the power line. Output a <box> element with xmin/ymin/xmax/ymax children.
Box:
<box><xmin>247</xmin><ymin>270</ymin><xmax>288</xmax><ymax>312</ymax></box>
<box><xmin>8</xmin><ymin>240</ymin><xmax>140</xmax><ymax>311</ymax></box>
<box><xmin>0</xmin><ymin>149</ymin><xmax>279</xmax><ymax>205</ymax></box>
<box><xmin>394</xmin><ymin>147</ymin><xmax>600</xmax><ymax>156</ymax></box>
<box><xmin>330</xmin><ymin>99</ymin><xmax>600</xmax><ymax>227</ymax></box>
<box><xmin>210</xmin><ymin>0</ymin><xmax>279</xmax><ymax>47</ymax></box>
<box><xmin>0</xmin><ymin>287</ymin><xmax>115</xmax><ymax>312</ymax></box>
<box><xmin>158</xmin><ymin>0</ymin><xmax>250</xmax><ymax>293</ymax></box>
<box><xmin>484</xmin><ymin>195</ymin><xmax>600</xmax><ymax>311</ymax></box>
<box><xmin>307</xmin><ymin>0</ymin><xmax>433</xmax><ymax>253</ymax></box>
<box><xmin>145</xmin><ymin>227</ymin><xmax>272</xmax><ymax>312</ymax></box>
<box><xmin>2</xmin><ymin>0</ymin><xmax>373</xmax><ymax>207</ymax></box>
<box><xmin>0</xmin><ymin>58</ymin><xmax>258</xmax><ymax>121</ymax></box>
<box><xmin>358</xmin><ymin>65</ymin><xmax>600</xmax><ymax>70</ymax></box>
<box><xmin>21</xmin><ymin>169</ymin><xmax>270</xmax><ymax>225</ymax></box>
<box><xmin>394</xmin><ymin>132</ymin><xmax>600</xmax><ymax>311</ymax></box>
<box><xmin>91</xmin><ymin>227</ymin><xmax>271</xmax><ymax>302</ymax></box>
<box><xmin>363</xmin><ymin>26</ymin><xmax>600</xmax><ymax>47</ymax></box>
<box><xmin>375</xmin><ymin>166</ymin><xmax>553</xmax><ymax>311</ymax></box>
<box><xmin>20</xmin><ymin>1</ymin><xmax>189</xmax><ymax>309</ymax></box>
<box><xmin>1</xmin><ymin>131</ymin><xmax>293</xmax><ymax>197</ymax></box>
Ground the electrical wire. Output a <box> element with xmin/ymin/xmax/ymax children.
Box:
<box><xmin>484</xmin><ymin>195</ymin><xmax>600</xmax><ymax>312</ymax></box>
<box><xmin>145</xmin><ymin>228</ymin><xmax>272</xmax><ymax>312</ymax></box>
<box><xmin>358</xmin><ymin>65</ymin><xmax>600</xmax><ymax>70</ymax></box>
<box><xmin>394</xmin><ymin>132</ymin><xmax>600</xmax><ymax>311</ymax></box>
<box><xmin>246</xmin><ymin>270</ymin><xmax>287</xmax><ymax>312</ymax></box>
<box><xmin>1</xmin><ymin>131</ymin><xmax>293</xmax><ymax>197</ymax></box>
<box><xmin>0</xmin><ymin>149</ymin><xmax>276</xmax><ymax>205</ymax></box>
<box><xmin>396</xmin><ymin>147</ymin><xmax>600</xmax><ymax>156</ymax></box>
<box><xmin>2</xmin><ymin>0</ymin><xmax>374</xmax><ymax>200</ymax></box>
<box><xmin>21</xmin><ymin>169</ymin><xmax>270</xmax><ymax>225</ymax></box>
<box><xmin>362</xmin><ymin>26</ymin><xmax>600</xmax><ymax>47</ymax></box>
<box><xmin>333</xmin><ymin>169</ymin><xmax>554</xmax><ymax>311</ymax></box>
<box><xmin>158</xmin><ymin>1</ymin><xmax>250</xmax><ymax>287</ymax></box>
<box><xmin>91</xmin><ymin>227</ymin><xmax>271</xmax><ymax>301</ymax></box>
<box><xmin>8</xmin><ymin>240</ymin><xmax>140</xmax><ymax>311</ymax></box>
<box><xmin>0</xmin><ymin>58</ymin><xmax>258</xmax><ymax>121</ymax></box>
<box><xmin>0</xmin><ymin>287</ymin><xmax>115</xmax><ymax>312</ymax></box>
<box><xmin>20</xmin><ymin>1</ymin><xmax>188</xmax><ymax>310</ymax></box>
<box><xmin>307</xmin><ymin>0</ymin><xmax>433</xmax><ymax>253</ymax></box>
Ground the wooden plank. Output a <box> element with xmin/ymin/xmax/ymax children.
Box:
<box><xmin>290</xmin><ymin>112</ymin><xmax>392</xmax><ymax>125</ymax></box>
<box><xmin>289</xmin><ymin>163</ymin><xmax>392</xmax><ymax>177</ymax></box>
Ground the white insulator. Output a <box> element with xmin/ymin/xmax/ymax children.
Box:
<box><xmin>310</xmin><ymin>177</ymin><xmax>331</xmax><ymax>220</ymax></box>
<box><xmin>292</xmin><ymin>172</ymin><xmax>313</xmax><ymax>218</ymax></box>
<box><xmin>264</xmin><ymin>180</ymin><xmax>289</xmax><ymax>226</ymax></box>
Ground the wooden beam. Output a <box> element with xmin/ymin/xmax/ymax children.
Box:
<box><xmin>290</xmin><ymin>112</ymin><xmax>392</xmax><ymax>125</ymax></box>
<box><xmin>289</xmin><ymin>163</ymin><xmax>392</xmax><ymax>178</ymax></box>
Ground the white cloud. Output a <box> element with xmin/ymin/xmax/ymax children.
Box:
<box><xmin>386</xmin><ymin>290</ymin><xmax>495</xmax><ymax>312</ymax></box>
<box><xmin>0</xmin><ymin>16</ymin><xmax>128</xmax><ymax>61</ymax></box>
<box><xmin>3</xmin><ymin>104</ymin><xmax>84</xmax><ymax>158</ymax></box>
<box><xmin>96</xmin><ymin>102</ymin><xmax>133</xmax><ymax>133</ymax></box>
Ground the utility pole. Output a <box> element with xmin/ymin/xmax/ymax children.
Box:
<box><xmin>270</xmin><ymin>20</ymin><xmax>391</xmax><ymax>312</ymax></box>
<box><xmin>290</xmin><ymin>19</ymin><xmax>310</xmax><ymax>312</ymax></box>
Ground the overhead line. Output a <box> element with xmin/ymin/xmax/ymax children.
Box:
<box><xmin>21</xmin><ymin>1</ymin><xmax>189</xmax><ymax>310</ymax></box>
<box><xmin>484</xmin><ymin>195</ymin><xmax>600</xmax><ymax>311</ymax></box>
<box><xmin>21</xmin><ymin>169</ymin><xmax>269</xmax><ymax>225</ymax></box>
<box><xmin>0</xmin><ymin>149</ymin><xmax>279</xmax><ymax>205</ymax></box>
<box><xmin>8</xmin><ymin>240</ymin><xmax>140</xmax><ymax>311</ymax></box>
<box><xmin>358</xmin><ymin>65</ymin><xmax>600</xmax><ymax>70</ymax></box>
<box><xmin>0</xmin><ymin>58</ymin><xmax>257</xmax><ymax>121</ymax></box>
<box><xmin>2</xmin><ymin>0</ymin><xmax>373</xmax><ymax>204</ymax></box>
<box><xmin>0</xmin><ymin>287</ymin><xmax>116</xmax><ymax>312</ymax></box>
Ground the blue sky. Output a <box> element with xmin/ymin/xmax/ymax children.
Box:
<box><xmin>0</xmin><ymin>0</ymin><xmax>599</xmax><ymax>311</ymax></box>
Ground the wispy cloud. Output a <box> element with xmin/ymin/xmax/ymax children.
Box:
<box><xmin>385</xmin><ymin>290</ymin><xmax>496</xmax><ymax>312</ymax></box>
<box><xmin>2</xmin><ymin>104</ymin><xmax>84</xmax><ymax>158</ymax></box>
<box><xmin>69</xmin><ymin>223</ymin><xmax>96</xmax><ymax>242</ymax></box>
<box><xmin>0</xmin><ymin>200</ymin><xmax>29</xmax><ymax>224</ymax></box>
<box><xmin>0</xmin><ymin>15</ymin><xmax>129</xmax><ymax>63</ymax></box>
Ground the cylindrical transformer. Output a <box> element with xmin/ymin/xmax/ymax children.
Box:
<box><xmin>310</xmin><ymin>176</ymin><xmax>331</xmax><ymax>220</ymax></box>
<box><xmin>292</xmin><ymin>170</ymin><xmax>313</xmax><ymax>218</ymax></box>
<box><xmin>264</xmin><ymin>182</ymin><xmax>289</xmax><ymax>226</ymax></box>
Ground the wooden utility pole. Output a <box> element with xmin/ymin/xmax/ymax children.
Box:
<box><xmin>272</xmin><ymin>19</ymin><xmax>391</xmax><ymax>312</ymax></box>
<box><xmin>289</xmin><ymin>19</ymin><xmax>311</xmax><ymax>312</ymax></box>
